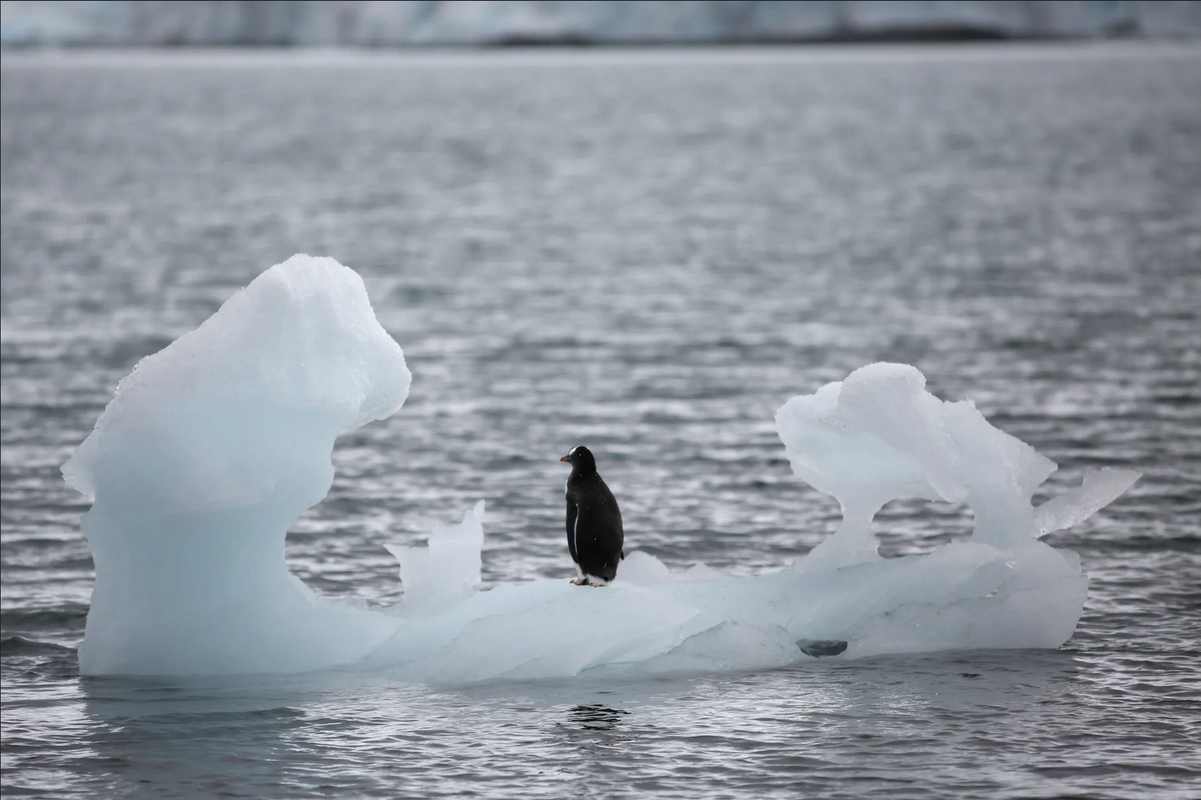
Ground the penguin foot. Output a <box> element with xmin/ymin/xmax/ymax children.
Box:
<box><xmin>570</xmin><ymin>578</ymin><xmax>587</xmax><ymax>586</ymax></box>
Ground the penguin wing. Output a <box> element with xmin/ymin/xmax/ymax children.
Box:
<box><xmin>573</xmin><ymin>493</ymin><xmax>624</xmax><ymax>562</ymax></box>
<box><xmin>566</xmin><ymin>495</ymin><xmax>579</xmax><ymax>564</ymax></box>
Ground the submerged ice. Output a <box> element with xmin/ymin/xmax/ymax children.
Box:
<box><xmin>64</xmin><ymin>256</ymin><xmax>1140</xmax><ymax>680</ymax></box>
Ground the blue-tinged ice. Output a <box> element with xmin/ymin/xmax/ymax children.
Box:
<box><xmin>63</xmin><ymin>255</ymin><xmax>410</xmax><ymax>675</ymax></box>
<box><xmin>387</xmin><ymin>501</ymin><xmax>486</xmax><ymax>616</ymax></box>
<box><xmin>64</xmin><ymin>256</ymin><xmax>1140</xmax><ymax>680</ymax></box>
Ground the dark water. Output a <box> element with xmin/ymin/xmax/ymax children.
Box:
<box><xmin>2</xmin><ymin>44</ymin><xmax>1200</xmax><ymax>798</ymax></box>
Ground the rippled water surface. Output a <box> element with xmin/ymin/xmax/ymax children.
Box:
<box><xmin>2</xmin><ymin>44</ymin><xmax>1200</xmax><ymax>798</ymax></box>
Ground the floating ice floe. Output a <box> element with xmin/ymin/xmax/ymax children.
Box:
<box><xmin>63</xmin><ymin>255</ymin><xmax>1140</xmax><ymax>680</ymax></box>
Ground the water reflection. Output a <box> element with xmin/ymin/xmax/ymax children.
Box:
<box><xmin>78</xmin><ymin>672</ymin><xmax>358</xmax><ymax>797</ymax></box>
<box><xmin>565</xmin><ymin>703</ymin><xmax>629</xmax><ymax>730</ymax></box>
<box><xmin>60</xmin><ymin>648</ymin><xmax>1099</xmax><ymax>798</ymax></box>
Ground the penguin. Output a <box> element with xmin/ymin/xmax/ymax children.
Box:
<box><xmin>560</xmin><ymin>445</ymin><xmax>624</xmax><ymax>586</ymax></box>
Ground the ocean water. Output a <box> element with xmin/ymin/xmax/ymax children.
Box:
<box><xmin>2</xmin><ymin>43</ymin><xmax>1199</xmax><ymax>799</ymax></box>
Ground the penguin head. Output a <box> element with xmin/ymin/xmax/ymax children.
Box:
<box><xmin>560</xmin><ymin>445</ymin><xmax>597</xmax><ymax>472</ymax></box>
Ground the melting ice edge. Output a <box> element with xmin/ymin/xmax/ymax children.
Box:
<box><xmin>62</xmin><ymin>255</ymin><xmax>1140</xmax><ymax>681</ymax></box>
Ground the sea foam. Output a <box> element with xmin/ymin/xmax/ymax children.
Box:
<box><xmin>64</xmin><ymin>256</ymin><xmax>1139</xmax><ymax>679</ymax></box>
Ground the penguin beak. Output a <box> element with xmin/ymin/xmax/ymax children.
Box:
<box><xmin>560</xmin><ymin>456</ymin><xmax>570</xmax><ymax>462</ymax></box>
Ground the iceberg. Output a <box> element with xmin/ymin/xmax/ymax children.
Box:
<box><xmin>64</xmin><ymin>255</ymin><xmax>1139</xmax><ymax>680</ymax></box>
<box><xmin>63</xmin><ymin>255</ymin><xmax>410</xmax><ymax>675</ymax></box>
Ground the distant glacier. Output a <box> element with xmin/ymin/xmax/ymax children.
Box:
<box><xmin>3</xmin><ymin>1</ymin><xmax>1199</xmax><ymax>47</ymax></box>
